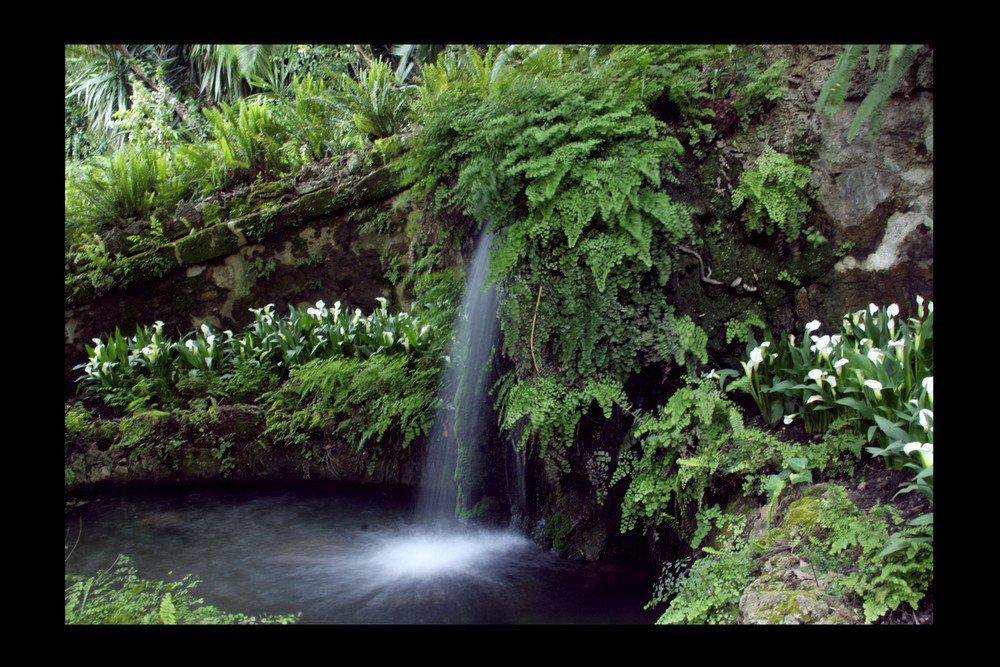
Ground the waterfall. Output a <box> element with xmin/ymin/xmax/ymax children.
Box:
<box><xmin>416</xmin><ymin>228</ymin><xmax>501</xmax><ymax>525</ymax></box>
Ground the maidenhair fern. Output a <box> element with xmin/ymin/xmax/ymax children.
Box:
<box><xmin>617</xmin><ymin>378</ymin><xmax>745</xmax><ymax>539</ymax></box>
<box><xmin>495</xmin><ymin>372</ymin><xmax>626</xmax><ymax>458</ymax></box>
<box><xmin>731</xmin><ymin>147</ymin><xmax>813</xmax><ymax>239</ymax></box>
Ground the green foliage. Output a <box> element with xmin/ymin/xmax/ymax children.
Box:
<box><xmin>816</xmin><ymin>45</ymin><xmax>925</xmax><ymax>144</ymax></box>
<box><xmin>800</xmin><ymin>485</ymin><xmax>933</xmax><ymax>623</ymax></box>
<box><xmin>496</xmin><ymin>373</ymin><xmax>626</xmax><ymax>460</ymax></box>
<box><xmin>65</xmin><ymin>45</ymin><xmax>156</xmax><ymax>148</ymax></box>
<box><xmin>266</xmin><ymin>353</ymin><xmax>441</xmax><ymax>456</ymax></box>
<box><xmin>725</xmin><ymin>312</ymin><xmax>767</xmax><ymax>345</ymax></box>
<box><xmin>195</xmin><ymin>97</ymin><xmax>295</xmax><ymax>187</ymax></box>
<box><xmin>730</xmin><ymin>59</ymin><xmax>789</xmax><ymax>128</ymax></box>
<box><xmin>75</xmin><ymin>299</ymin><xmax>447</xmax><ymax>413</ymax></box>
<box><xmin>66</xmin><ymin>554</ymin><xmax>299</xmax><ymax>624</ymax></box>
<box><xmin>65</xmin><ymin>144</ymin><xmax>187</xmax><ymax>235</ymax></box>
<box><xmin>649</xmin><ymin>501</ymin><xmax>757</xmax><ymax>624</ymax></box>
<box><xmin>615</xmin><ymin>377</ymin><xmax>747</xmax><ymax>539</ymax></box>
<box><xmin>731</xmin><ymin>147</ymin><xmax>813</xmax><ymax>239</ymax></box>
<box><xmin>292</xmin><ymin>73</ymin><xmax>362</xmax><ymax>157</ymax></box>
<box><xmin>404</xmin><ymin>49</ymin><xmax>715</xmax><ymax>387</ymax></box>
<box><xmin>651</xmin><ymin>546</ymin><xmax>755</xmax><ymax>624</ymax></box>
<box><xmin>733</xmin><ymin>297</ymin><xmax>934</xmax><ymax>506</ymax></box>
<box><xmin>110</xmin><ymin>69</ymin><xmax>183</xmax><ymax>150</ymax></box>
<box><xmin>333</xmin><ymin>57</ymin><xmax>417</xmax><ymax>140</ymax></box>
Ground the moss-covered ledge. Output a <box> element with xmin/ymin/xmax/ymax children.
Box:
<box><xmin>64</xmin><ymin>402</ymin><xmax>425</xmax><ymax>496</ymax></box>
<box><xmin>65</xmin><ymin>164</ymin><xmax>404</xmax><ymax>308</ymax></box>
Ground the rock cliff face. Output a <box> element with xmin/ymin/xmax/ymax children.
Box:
<box><xmin>700</xmin><ymin>44</ymin><xmax>933</xmax><ymax>332</ymax></box>
<box><xmin>801</xmin><ymin>48</ymin><xmax>933</xmax><ymax>326</ymax></box>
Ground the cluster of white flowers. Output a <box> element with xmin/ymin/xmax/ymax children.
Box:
<box><xmin>250</xmin><ymin>304</ymin><xmax>276</xmax><ymax>326</ymax></box>
<box><xmin>744</xmin><ymin>340</ymin><xmax>773</xmax><ymax>373</ymax></box>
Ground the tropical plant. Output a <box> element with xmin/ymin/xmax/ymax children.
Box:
<box><xmin>109</xmin><ymin>69</ymin><xmax>184</xmax><ymax>150</ymax></box>
<box><xmin>272</xmin><ymin>73</ymin><xmax>361</xmax><ymax>161</ymax></box>
<box><xmin>65</xmin><ymin>143</ymin><xmax>185</xmax><ymax>235</ymax></box>
<box><xmin>333</xmin><ymin>57</ymin><xmax>417</xmax><ymax>140</ymax></box>
<box><xmin>66</xmin><ymin>44</ymin><xmax>156</xmax><ymax>148</ymax></box>
<box><xmin>614</xmin><ymin>376</ymin><xmax>748</xmax><ymax>540</ymax></box>
<box><xmin>815</xmin><ymin>44</ymin><xmax>925</xmax><ymax>144</ymax></box>
<box><xmin>75</xmin><ymin>298</ymin><xmax>447</xmax><ymax>408</ymax></box>
<box><xmin>188</xmin><ymin>44</ymin><xmax>298</xmax><ymax>105</ymax></box>
<box><xmin>731</xmin><ymin>296</ymin><xmax>934</xmax><ymax>507</ymax></box>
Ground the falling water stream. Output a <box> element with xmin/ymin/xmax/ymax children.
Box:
<box><xmin>64</xmin><ymin>229</ymin><xmax>659</xmax><ymax>624</ymax></box>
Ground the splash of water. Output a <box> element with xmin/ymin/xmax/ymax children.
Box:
<box><xmin>368</xmin><ymin>528</ymin><xmax>530</xmax><ymax>581</ymax></box>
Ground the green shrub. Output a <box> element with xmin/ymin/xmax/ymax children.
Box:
<box><xmin>799</xmin><ymin>485</ymin><xmax>933</xmax><ymax>623</ymax></box>
<box><xmin>614</xmin><ymin>377</ymin><xmax>746</xmax><ymax>540</ymax></box>
<box><xmin>65</xmin><ymin>144</ymin><xmax>184</xmax><ymax>236</ymax></box>
<box><xmin>266</xmin><ymin>353</ymin><xmax>441</xmax><ymax>458</ymax></box>
<box><xmin>334</xmin><ymin>57</ymin><xmax>416</xmax><ymax>140</ymax></box>
<box><xmin>75</xmin><ymin>299</ymin><xmax>447</xmax><ymax>412</ymax></box>
<box><xmin>66</xmin><ymin>554</ymin><xmax>299</xmax><ymax>625</ymax></box>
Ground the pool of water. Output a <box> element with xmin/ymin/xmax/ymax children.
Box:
<box><xmin>64</xmin><ymin>483</ymin><xmax>660</xmax><ymax>624</ymax></box>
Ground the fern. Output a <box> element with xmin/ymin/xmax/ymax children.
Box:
<box><xmin>403</xmin><ymin>47</ymin><xmax>724</xmax><ymax>386</ymax></box>
<box><xmin>731</xmin><ymin>147</ymin><xmax>813</xmax><ymax>239</ymax></box>
<box><xmin>66</xmin><ymin>554</ymin><xmax>299</xmax><ymax>624</ymax></box>
<box><xmin>803</xmin><ymin>485</ymin><xmax>933</xmax><ymax>623</ymax></box>
<box><xmin>495</xmin><ymin>372</ymin><xmax>626</xmax><ymax>458</ymax></box>
<box><xmin>617</xmin><ymin>378</ymin><xmax>745</xmax><ymax>539</ymax></box>
<box><xmin>159</xmin><ymin>592</ymin><xmax>177</xmax><ymax>625</ymax></box>
<box><xmin>273</xmin><ymin>355</ymin><xmax>442</xmax><ymax>455</ymax></box>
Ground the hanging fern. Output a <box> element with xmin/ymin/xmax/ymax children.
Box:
<box><xmin>616</xmin><ymin>378</ymin><xmax>745</xmax><ymax>539</ymax></box>
<box><xmin>495</xmin><ymin>372</ymin><xmax>626</xmax><ymax>459</ymax></box>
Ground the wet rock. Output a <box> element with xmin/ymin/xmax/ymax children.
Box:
<box><xmin>739</xmin><ymin>552</ymin><xmax>861</xmax><ymax>624</ymax></box>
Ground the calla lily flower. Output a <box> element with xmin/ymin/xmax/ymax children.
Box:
<box><xmin>904</xmin><ymin>441</ymin><xmax>933</xmax><ymax>467</ymax></box>
<box><xmin>918</xmin><ymin>408</ymin><xmax>933</xmax><ymax>431</ymax></box>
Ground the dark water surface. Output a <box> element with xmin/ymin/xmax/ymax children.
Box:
<box><xmin>64</xmin><ymin>483</ymin><xmax>659</xmax><ymax>624</ymax></box>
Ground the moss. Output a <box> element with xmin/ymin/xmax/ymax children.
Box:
<box><xmin>200</xmin><ymin>201</ymin><xmax>225</xmax><ymax>227</ymax></box>
<box><xmin>752</xmin><ymin>486</ymin><xmax>828</xmax><ymax>551</ymax></box>
<box><xmin>545</xmin><ymin>512</ymin><xmax>573</xmax><ymax>555</ymax></box>
<box><xmin>178</xmin><ymin>448</ymin><xmax>221</xmax><ymax>477</ymax></box>
<box><xmin>174</xmin><ymin>224</ymin><xmax>241</xmax><ymax>265</ymax></box>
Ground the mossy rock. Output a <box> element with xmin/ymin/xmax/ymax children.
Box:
<box><xmin>174</xmin><ymin>223</ymin><xmax>242</xmax><ymax>265</ymax></box>
<box><xmin>751</xmin><ymin>484</ymin><xmax>830</xmax><ymax>552</ymax></box>
<box><xmin>739</xmin><ymin>553</ymin><xmax>861</xmax><ymax>624</ymax></box>
<box><xmin>178</xmin><ymin>448</ymin><xmax>222</xmax><ymax>478</ymax></box>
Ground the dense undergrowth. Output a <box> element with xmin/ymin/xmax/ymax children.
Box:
<box><xmin>65</xmin><ymin>44</ymin><xmax>932</xmax><ymax>624</ymax></box>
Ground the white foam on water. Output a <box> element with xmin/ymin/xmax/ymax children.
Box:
<box><xmin>370</xmin><ymin>529</ymin><xmax>529</xmax><ymax>581</ymax></box>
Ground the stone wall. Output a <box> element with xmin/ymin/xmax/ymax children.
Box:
<box><xmin>64</xmin><ymin>163</ymin><xmax>416</xmax><ymax>394</ymax></box>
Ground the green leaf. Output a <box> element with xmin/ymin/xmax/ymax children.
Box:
<box><xmin>873</xmin><ymin>414</ymin><xmax>909</xmax><ymax>443</ymax></box>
